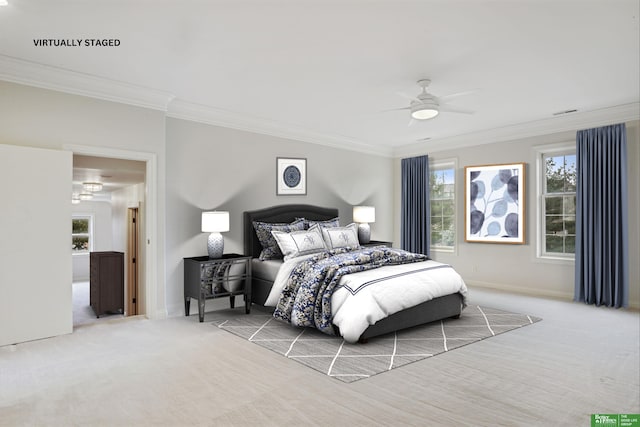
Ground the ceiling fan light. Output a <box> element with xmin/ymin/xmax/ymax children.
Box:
<box><xmin>411</xmin><ymin>105</ymin><xmax>439</xmax><ymax>120</ymax></box>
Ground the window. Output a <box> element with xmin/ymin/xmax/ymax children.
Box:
<box><xmin>430</xmin><ymin>163</ymin><xmax>456</xmax><ymax>251</ymax></box>
<box><xmin>540</xmin><ymin>149</ymin><xmax>576</xmax><ymax>258</ymax></box>
<box><xmin>72</xmin><ymin>216</ymin><xmax>92</xmax><ymax>253</ymax></box>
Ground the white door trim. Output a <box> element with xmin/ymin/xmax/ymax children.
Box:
<box><xmin>64</xmin><ymin>144</ymin><xmax>164</xmax><ymax>320</ymax></box>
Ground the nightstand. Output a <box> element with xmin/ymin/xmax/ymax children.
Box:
<box><xmin>184</xmin><ymin>254</ymin><xmax>252</xmax><ymax>322</ymax></box>
<box><xmin>361</xmin><ymin>240</ymin><xmax>393</xmax><ymax>248</ymax></box>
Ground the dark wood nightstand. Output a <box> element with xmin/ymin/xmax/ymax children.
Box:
<box><xmin>184</xmin><ymin>254</ymin><xmax>252</xmax><ymax>322</ymax></box>
<box><xmin>361</xmin><ymin>240</ymin><xmax>393</xmax><ymax>248</ymax></box>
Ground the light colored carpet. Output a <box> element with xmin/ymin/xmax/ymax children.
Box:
<box><xmin>211</xmin><ymin>305</ymin><xmax>541</xmax><ymax>382</ymax></box>
<box><xmin>72</xmin><ymin>281</ymin><xmax>124</xmax><ymax>328</ymax></box>
<box><xmin>1</xmin><ymin>288</ymin><xmax>638</xmax><ymax>426</ymax></box>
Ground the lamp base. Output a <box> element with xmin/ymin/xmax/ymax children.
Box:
<box><xmin>357</xmin><ymin>223</ymin><xmax>371</xmax><ymax>244</ymax></box>
<box><xmin>207</xmin><ymin>232</ymin><xmax>224</xmax><ymax>258</ymax></box>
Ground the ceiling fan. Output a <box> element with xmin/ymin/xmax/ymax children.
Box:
<box><xmin>390</xmin><ymin>79</ymin><xmax>475</xmax><ymax>121</ymax></box>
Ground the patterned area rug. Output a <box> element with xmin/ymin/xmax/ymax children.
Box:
<box><xmin>210</xmin><ymin>305</ymin><xmax>541</xmax><ymax>383</ymax></box>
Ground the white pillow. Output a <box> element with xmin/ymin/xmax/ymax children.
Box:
<box><xmin>315</xmin><ymin>223</ymin><xmax>360</xmax><ymax>250</ymax></box>
<box><xmin>271</xmin><ymin>227</ymin><xmax>327</xmax><ymax>261</ymax></box>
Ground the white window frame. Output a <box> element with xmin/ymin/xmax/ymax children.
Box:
<box><xmin>429</xmin><ymin>158</ymin><xmax>457</xmax><ymax>254</ymax></box>
<box><xmin>535</xmin><ymin>143</ymin><xmax>576</xmax><ymax>262</ymax></box>
<box><xmin>72</xmin><ymin>215</ymin><xmax>93</xmax><ymax>255</ymax></box>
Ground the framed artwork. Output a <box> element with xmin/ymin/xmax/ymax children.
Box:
<box><xmin>464</xmin><ymin>163</ymin><xmax>525</xmax><ymax>244</ymax></box>
<box><xmin>276</xmin><ymin>157</ymin><xmax>307</xmax><ymax>195</ymax></box>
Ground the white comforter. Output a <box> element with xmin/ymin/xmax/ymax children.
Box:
<box><xmin>265</xmin><ymin>254</ymin><xmax>468</xmax><ymax>342</ymax></box>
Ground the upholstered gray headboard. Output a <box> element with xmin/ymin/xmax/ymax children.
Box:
<box><xmin>243</xmin><ymin>204</ymin><xmax>339</xmax><ymax>258</ymax></box>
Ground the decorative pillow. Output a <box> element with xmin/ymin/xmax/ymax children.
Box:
<box><xmin>315</xmin><ymin>223</ymin><xmax>360</xmax><ymax>250</ymax></box>
<box><xmin>308</xmin><ymin>217</ymin><xmax>340</xmax><ymax>229</ymax></box>
<box><xmin>253</xmin><ymin>219</ymin><xmax>305</xmax><ymax>260</ymax></box>
<box><xmin>295</xmin><ymin>217</ymin><xmax>340</xmax><ymax>229</ymax></box>
<box><xmin>271</xmin><ymin>227</ymin><xmax>327</xmax><ymax>261</ymax></box>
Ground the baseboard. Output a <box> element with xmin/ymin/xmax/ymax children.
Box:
<box><xmin>166</xmin><ymin>303</ymin><xmax>185</xmax><ymax>318</ymax></box>
<box><xmin>152</xmin><ymin>309</ymin><xmax>169</xmax><ymax>320</ymax></box>
<box><xmin>466</xmin><ymin>280</ymin><xmax>574</xmax><ymax>301</ymax></box>
<box><xmin>467</xmin><ymin>280</ymin><xmax>640</xmax><ymax>310</ymax></box>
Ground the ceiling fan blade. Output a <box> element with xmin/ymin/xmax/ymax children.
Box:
<box><xmin>438</xmin><ymin>89</ymin><xmax>478</xmax><ymax>101</ymax></box>
<box><xmin>396</xmin><ymin>91</ymin><xmax>421</xmax><ymax>104</ymax></box>
<box><xmin>381</xmin><ymin>106</ymin><xmax>411</xmax><ymax>112</ymax></box>
<box><xmin>440</xmin><ymin>105</ymin><xmax>475</xmax><ymax>114</ymax></box>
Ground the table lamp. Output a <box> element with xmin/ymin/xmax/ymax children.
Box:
<box><xmin>201</xmin><ymin>211</ymin><xmax>230</xmax><ymax>258</ymax></box>
<box><xmin>353</xmin><ymin>206</ymin><xmax>375</xmax><ymax>244</ymax></box>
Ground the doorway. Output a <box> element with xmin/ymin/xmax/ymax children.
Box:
<box><xmin>70</xmin><ymin>148</ymin><xmax>153</xmax><ymax>327</ymax></box>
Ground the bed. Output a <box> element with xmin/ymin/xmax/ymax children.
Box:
<box><xmin>243</xmin><ymin>204</ymin><xmax>467</xmax><ymax>342</ymax></box>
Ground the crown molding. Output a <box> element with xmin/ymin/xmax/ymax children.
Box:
<box><xmin>0</xmin><ymin>54</ymin><xmax>175</xmax><ymax>111</ymax></box>
<box><xmin>4</xmin><ymin>54</ymin><xmax>635</xmax><ymax>159</ymax></box>
<box><xmin>0</xmin><ymin>55</ymin><xmax>390</xmax><ymax>156</ymax></box>
<box><xmin>393</xmin><ymin>102</ymin><xmax>640</xmax><ymax>158</ymax></box>
<box><xmin>166</xmin><ymin>99</ymin><xmax>393</xmax><ymax>157</ymax></box>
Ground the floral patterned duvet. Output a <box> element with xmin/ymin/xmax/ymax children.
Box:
<box><xmin>272</xmin><ymin>247</ymin><xmax>468</xmax><ymax>343</ymax></box>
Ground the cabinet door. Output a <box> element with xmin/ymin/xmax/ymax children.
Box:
<box><xmin>201</xmin><ymin>263</ymin><xmax>226</xmax><ymax>294</ymax></box>
<box><xmin>0</xmin><ymin>144</ymin><xmax>72</xmax><ymax>346</ymax></box>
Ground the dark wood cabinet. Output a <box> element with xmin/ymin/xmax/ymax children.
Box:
<box><xmin>90</xmin><ymin>251</ymin><xmax>124</xmax><ymax>318</ymax></box>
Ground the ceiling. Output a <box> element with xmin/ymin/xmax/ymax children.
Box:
<box><xmin>73</xmin><ymin>155</ymin><xmax>145</xmax><ymax>198</ymax></box>
<box><xmin>1</xmin><ymin>0</ymin><xmax>639</xmax><ymax>156</ymax></box>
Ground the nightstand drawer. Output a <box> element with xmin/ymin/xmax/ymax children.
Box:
<box><xmin>184</xmin><ymin>254</ymin><xmax>252</xmax><ymax>322</ymax></box>
<box><xmin>200</xmin><ymin>259</ymin><xmax>248</xmax><ymax>295</ymax></box>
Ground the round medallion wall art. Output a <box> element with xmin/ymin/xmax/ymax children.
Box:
<box><xmin>276</xmin><ymin>157</ymin><xmax>307</xmax><ymax>195</ymax></box>
<box><xmin>283</xmin><ymin>165</ymin><xmax>302</xmax><ymax>188</ymax></box>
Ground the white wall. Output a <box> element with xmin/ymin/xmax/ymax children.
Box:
<box><xmin>2</xmin><ymin>78</ymin><xmax>636</xmax><ymax>337</ymax></box>
<box><xmin>394</xmin><ymin>120</ymin><xmax>640</xmax><ymax>309</ymax></box>
<box><xmin>71</xmin><ymin>201</ymin><xmax>113</xmax><ymax>282</ymax></box>
<box><xmin>111</xmin><ymin>183</ymin><xmax>146</xmax><ymax>314</ymax></box>
<box><xmin>111</xmin><ymin>184</ymin><xmax>145</xmax><ymax>253</ymax></box>
<box><xmin>626</xmin><ymin>122</ymin><xmax>640</xmax><ymax>308</ymax></box>
<box><xmin>0</xmin><ymin>145</ymin><xmax>72</xmax><ymax>346</ymax></box>
<box><xmin>165</xmin><ymin>118</ymin><xmax>394</xmax><ymax>316</ymax></box>
<box><xmin>0</xmin><ymin>80</ymin><xmax>167</xmax><ymax>320</ymax></box>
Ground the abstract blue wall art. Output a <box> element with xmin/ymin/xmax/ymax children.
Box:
<box><xmin>465</xmin><ymin>163</ymin><xmax>526</xmax><ymax>244</ymax></box>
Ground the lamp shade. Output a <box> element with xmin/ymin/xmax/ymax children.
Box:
<box><xmin>201</xmin><ymin>211</ymin><xmax>230</xmax><ymax>233</ymax></box>
<box><xmin>353</xmin><ymin>206</ymin><xmax>375</xmax><ymax>223</ymax></box>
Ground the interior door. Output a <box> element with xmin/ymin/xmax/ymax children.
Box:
<box><xmin>0</xmin><ymin>144</ymin><xmax>72</xmax><ymax>346</ymax></box>
<box><xmin>126</xmin><ymin>207</ymin><xmax>138</xmax><ymax>316</ymax></box>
